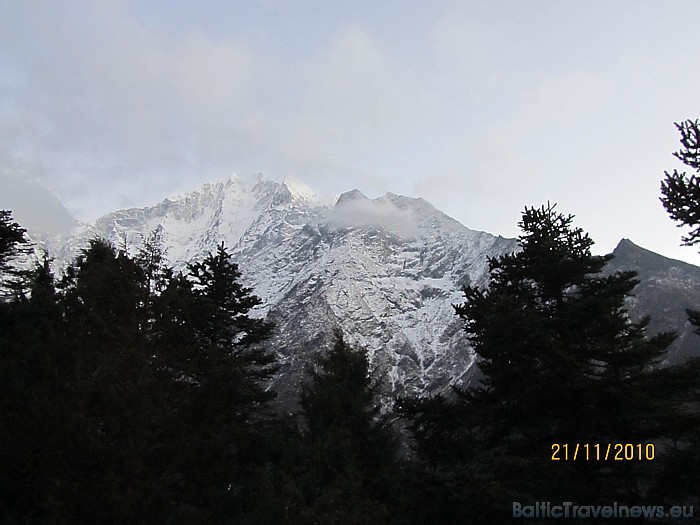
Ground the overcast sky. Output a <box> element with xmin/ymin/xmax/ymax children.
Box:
<box><xmin>3</xmin><ymin>0</ymin><xmax>700</xmax><ymax>264</ymax></box>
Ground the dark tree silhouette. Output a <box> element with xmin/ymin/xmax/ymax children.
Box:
<box><xmin>399</xmin><ymin>204</ymin><xmax>693</xmax><ymax>522</ymax></box>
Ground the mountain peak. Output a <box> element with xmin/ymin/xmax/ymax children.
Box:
<box><xmin>336</xmin><ymin>189</ymin><xmax>368</xmax><ymax>205</ymax></box>
<box><xmin>615</xmin><ymin>237</ymin><xmax>637</xmax><ymax>249</ymax></box>
<box><xmin>283</xmin><ymin>175</ymin><xmax>317</xmax><ymax>203</ymax></box>
<box><xmin>612</xmin><ymin>237</ymin><xmax>700</xmax><ymax>274</ymax></box>
<box><xmin>40</xmin><ymin>175</ymin><xmax>700</xmax><ymax>407</ymax></box>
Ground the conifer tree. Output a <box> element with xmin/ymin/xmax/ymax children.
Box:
<box><xmin>60</xmin><ymin>238</ymin><xmax>150</xmax><ymax>342</ymax></box>
<box><xmin>0</xmin><ymin>210</ymin><xmax>28</xmax><ymax>272</ymax></box>
<box><xmin>0</xmin><ymin>210</ymin><xmax>31</xmax><ymax>298</ymax></box>
<box><xmin>658</xmin><ymin>119</ymin><xmax>700</xmax><ymax>506</ymax></box>
<box><xmin>398</xmin><ymin>204</ymin><xmax>691</xmax><ymax>522</ymax></box>
<box><xmin>295</xmin><ymin>333</ymin><xmax>402</xmax><ymax>525</ymax></box>
<box><xmin>0</xmin><ymin>217</ymin><xmax>59</xmax><ymax>522</ymax></box>
<box><xmin>2</xmin><ymin>237</ymin><xmax>163</xmax><ymax>523</ymax></box>
<box><xmin>661</xmin><ymin>119</ymin><xmax>700</xmax><ymax>247</ymax></box>
<box><xmin>135</xmin><ymin>227</ymin><xmax>172</xmax><ymax>296</ymax></box>
<box><xmin>182</xmin><ymin>241</ymin><xmax>275</xmax><ymax>419</ymax></box>
<box><xmin>150</xmin><ymin>241</ymin><xmax>276</xmax><ymax>522</ymax></box>
<box><xmin>55</xmin><ymin>238</ymin><xmax>162</xmax><ymax>522</ymax></box>
<box><xmin>661</xmin><ymin>119</ymin><xmax>700</xmax><ymax>335</ymax></box>
<box><xmin>1</xmin><ymin>233</ymin><xmax>281</xmax><ymax>523</ymax></box>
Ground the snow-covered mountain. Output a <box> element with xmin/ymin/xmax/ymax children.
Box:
<box><xmin>39</xmin><ymin>173</ymin><xmax>700</xmax><ymax>407</ymax></box>
<box><xmin>50</xmin><ymin>173</ymin><xmax>517</xmax><ymax>405</ymax></box>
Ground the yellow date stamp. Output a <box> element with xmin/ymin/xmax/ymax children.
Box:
<box><xmin>551</xmin><ymin>443</ymin><xmax>655</xmax><ymax>461</ymax></box>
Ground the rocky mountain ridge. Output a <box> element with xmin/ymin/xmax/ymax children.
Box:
<box><xmin>24</xmin><ymin>174</ymin><xmax>700</xmax><ymax>405</ymax></box>
<box><xmin>45</xmin><ymin>174</ymin><xmax>517</xmax><ymax>404</ymax></box>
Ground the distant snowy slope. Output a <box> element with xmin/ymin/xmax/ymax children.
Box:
<box><xmin>51</xmin><ymin>174</ymin><xmax>700</xmax><ymax>407</ymax></box>
<box><xmin>55</xmin><ymin>173</ymin><xmax>517</xmax><ymax>405</ymax></box>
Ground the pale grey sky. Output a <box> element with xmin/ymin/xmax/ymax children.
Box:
<box><xmin>2</xmin><ymin>0</ymin><xmax>700</xmax><ymax>264</ymax></box>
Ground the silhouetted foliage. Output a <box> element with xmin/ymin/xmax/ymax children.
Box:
<box><xmin>0</xmin><ymin>234</ymin><xmax>278</xmax><ymax>524</ymax></box>
<box><xmin>0</xmin><ymin>210</ymin><xmax>31</xmax><ymax>298</ymax></box>
<box><xmin>661</xmin><ymin>119</ymin><xmax>700</xmax><ymax>339</ymax></box>
<box><xmin>294</xmin><ymin>333</ymin><xmax>404</xmax><ymax>525</ymax></box>
<box><xmin>149</xmin><ymin>241</ymin><xmax>276</xmax><ymax>522</ymax></box>
<box><xmin>659</xmin><ymin>119</ymin><xmax>700</xmax><ymax>505</ymax></box>
<box><xmin>0</xmin><ymin>210</ymin><xmax>28</xmax><ymax>270</ymax></box>
<box><xmin>398</xmin><ymin>204</ymin><xmax>695</xmax><ymax>522</ymax></box>
<box><xmin>661</xmin><ymin>119</ymin><xmax>700</xmax><ymax>246</ymax></box>
<box><xmin>4</xmin><ymin>202</ymin><xmax>696</xmax><ymax>524</ymax></box>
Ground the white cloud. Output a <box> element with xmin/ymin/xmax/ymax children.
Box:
<box><xmin>2</xmin><ymin>0</ymin><xmax>700</xmax><ymax>265</ymax></box>
<box><xmin>328</xmin><ymin>194</ymin><xmax>418</xmax><ymax>239</ymax></box>
<box><xmin>0</xmin><ymin>1</ymin><xmax>271</xmax><ymax>217</ymax></box>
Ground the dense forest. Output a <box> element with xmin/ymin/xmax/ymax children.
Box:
<box><xmin>2</xmin><ymin>123</ymin><xmax>700</xmax><ymax>523</ymax></box>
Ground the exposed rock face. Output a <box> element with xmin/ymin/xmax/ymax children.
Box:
<box><xmin>48</xmin><ymin>174</ymin><xmax>516</xmax><ymax>406</ymax></box>
<box><xmin>607</xmin><ymin>239</ymin><xmax>700</xmax><ymax>365</ymax></box>
<box><xmin>42</xmin><ymin>175</ymin><xmax>700</xmax><ymax>407</ymax></box>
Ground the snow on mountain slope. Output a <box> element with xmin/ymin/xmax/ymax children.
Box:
<box><xmin>18</xmin><ymin>174</ymin><xmax>700</xmax><ymax>408</ymax></box>
<box><xmin>54</xmin><ymin>173</ymin><xmax>518</xmax><ymax>405</ymax></box>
